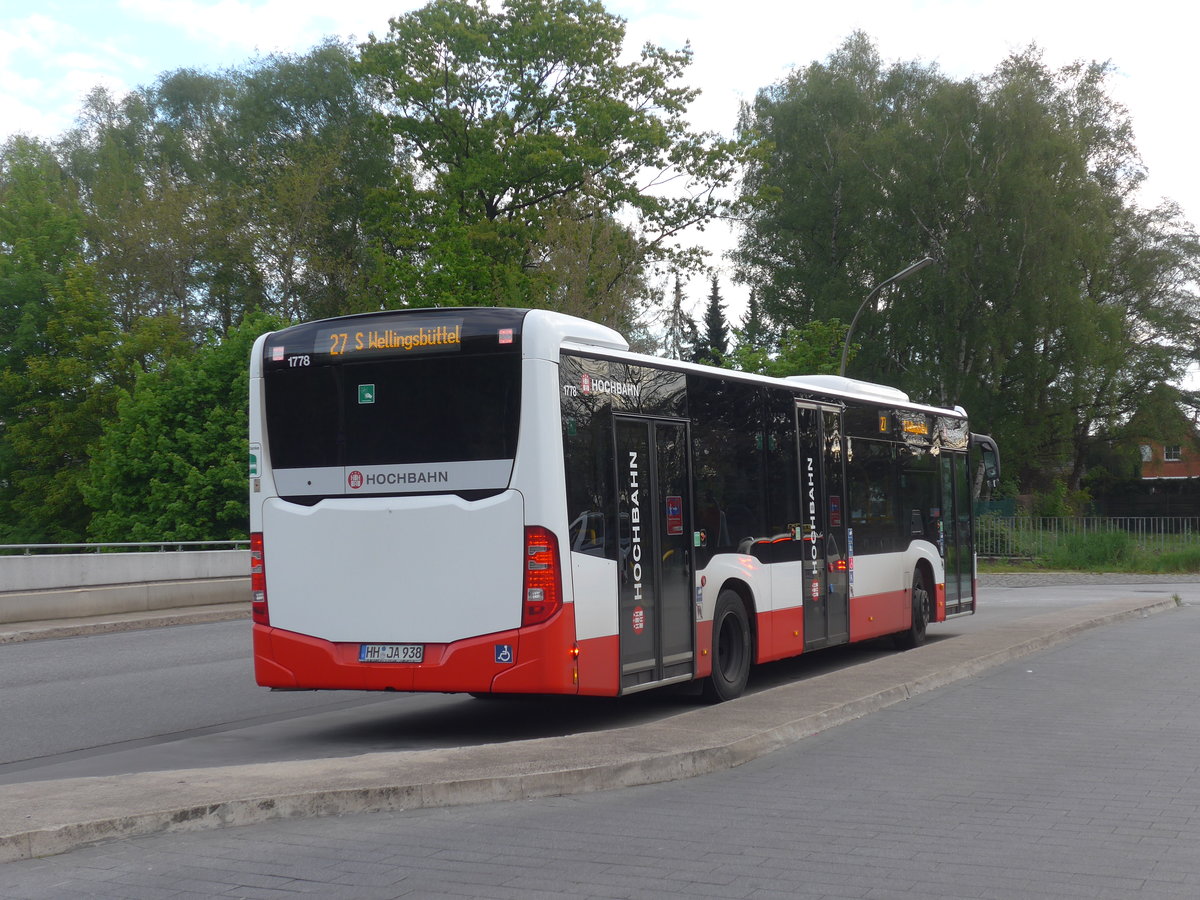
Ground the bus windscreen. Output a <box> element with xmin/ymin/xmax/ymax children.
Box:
<box><xmin>263</xmin><ymin>351</ymin><xmax>521</xmax><ymax>499</ymax></box>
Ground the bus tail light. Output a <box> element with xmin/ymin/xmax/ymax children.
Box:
<box><xmin>523</xmin><ymin>526</ymin><xmax>563</xmax><ymax>626</ymax></box>
<box><xmin>250</xmin><ymin>532</ymin><xmax>269</xmax><ymax>625</ymax></box>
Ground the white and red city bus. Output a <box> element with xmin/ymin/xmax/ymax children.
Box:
<box><xmin>249</xmin><ymin>307</ymin><xmax>999</xmax><ymax>700</ymax></box>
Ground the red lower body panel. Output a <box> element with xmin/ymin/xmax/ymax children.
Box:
<box><xmin>849</xmin><ymin>588</ymin><xmax>912</xmax><ymax>642</ymax></box>
<box><xmin>575</xmin><ymin>634</ymin><xmax>619</xmax><ymax>696</ymax></box>
<box><xmin>756</xmin><ymin>605</ymin><xmax>805</xmax><ymax>664</ymax></box>
<box><xmin>694</xmin><ymin>620</ymin><xmax>713</xmax><ymax>678</ymax></box>
<box><xmin>254</xmin><ymin>605</ymin><xmax>579</xmax><ymax>695</ymax></box>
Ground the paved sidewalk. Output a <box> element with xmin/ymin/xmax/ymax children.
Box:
<box><xmin>0</xmin><ymin>590</ymin><xmax>1183</xmax><ymax>865</ymax></box>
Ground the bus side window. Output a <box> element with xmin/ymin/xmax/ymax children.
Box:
<box><xmin>562</xmin><ymin>391</ymin><xmax>616</xmax><ymax>562</ymax></box>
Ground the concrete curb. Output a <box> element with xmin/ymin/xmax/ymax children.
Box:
<box><xmin>0</xmin><ymin>594</ymin><xmax>1177</xmax><ymax>863</ymax></box>
<box><xmin>0</xmin><ymin>604</ymin><xmax>247</xmax><ymax>644</ymax></box>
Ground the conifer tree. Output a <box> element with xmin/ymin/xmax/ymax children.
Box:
<box><xmin>694</xmin><ymin>275</ymin><xmax>730</xmax><ymax>366</ymax></box>
<box><xmin>663</xmin><ymin>275</ymin><xmax>697</xmax><ymax>361</ymax></box>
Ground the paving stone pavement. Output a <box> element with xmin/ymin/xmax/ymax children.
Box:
<box><xmin>4</xmin><ymin>601</ymin><xmax>1199</xmax><ymax>899</ymax></box>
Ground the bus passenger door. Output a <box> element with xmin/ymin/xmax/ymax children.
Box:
<box><xmin>941</xmin><ymin>453</ymin><xmax>974</xmax><ymax>615</ymax></box>
<box><xmin>614</xmin><ymin>417</ymin><xmax>695</xmax><ymax>693</ymax></box>
<box><xmin>796</xmin><ymin>403</ymin><xmax>850</xmax><ymax>650</ymax></box>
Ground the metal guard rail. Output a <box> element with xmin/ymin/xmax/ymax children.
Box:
<box><xmin>0</xmin><ymin>541</ymin><xmax>249</xmax><ymax>555</ymax></box>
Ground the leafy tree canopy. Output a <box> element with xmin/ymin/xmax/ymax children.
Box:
<box><xmin>82</xmin><ymin>314</ymin><xmax>282</xmax><ymax>542</ymax></box>
<box><xmin>734</xmin><ymin>33</ymin><xmax>1200</xmax><ymax>490</ymax></box>
<box><xmin>357</xmin><ymin>0</ymin><xmax>741</xmax><ymax>309</ymax></box>
<box><xmin>0</xmin><ymin>137</ymin><xmax>115</xmax><ymax>542</ymax></box>
<box><xmin>730</xmin><ymin>319</ymin><xmax>850</xmax><ymax>378</ymax></box>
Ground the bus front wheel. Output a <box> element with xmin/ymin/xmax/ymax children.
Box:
<box><xmin>703</xmin><ymin>590</ymin><xmax>751</xmax><ymax>702</ymax></box>
<box><xmin>894</xmin><ymin>569</ymin><xmax>930</xmax><ymax>650</ymax></box>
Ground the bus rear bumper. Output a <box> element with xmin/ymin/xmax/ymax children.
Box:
<box><xmin>253</xmin><ymin>605</ymin><xmax>580</xmax><ymax>694</ymax></box>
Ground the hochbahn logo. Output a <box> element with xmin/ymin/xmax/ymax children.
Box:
<box><xmin>347</xmin><ymin>469</ymin><xmax>450</xmax><ymax>489</ymax></box>
<box><xmin>803</xmin><ymin>456</ymin><xmax>819</xmax><ymax>565</ymax></box>
<box><xmin>628</xmin><ymin>450</ymin><xmax>643</xmax><ymax>607</ymax></box>
<box><xmin>581</xmin><ymin>372</ymin><xmax>639</xmax><ymax>400</ymax></box>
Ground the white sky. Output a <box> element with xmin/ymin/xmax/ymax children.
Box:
<box><xmin>2</xmin><ymin>0</ymin><xmax>1197</xmax><ymax>347</ymax></box>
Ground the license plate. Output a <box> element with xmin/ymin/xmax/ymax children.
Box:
<box><xmin>358</xmin><ymin>643</ymin><xmax>424</xmax><ymax>663</ymax></box>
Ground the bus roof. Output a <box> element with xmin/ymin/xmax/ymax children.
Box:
<box><xmin>559</xmin><ymin>339</ymin><xmax>967</xmax><ymax>420</ymax></box>
<box><xmin>251</xmin><ymin>306</ymin><xmax>965</xmax><ymax>421</ymax></box>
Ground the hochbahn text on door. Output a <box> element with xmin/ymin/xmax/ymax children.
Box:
<box><xmin>249</xmin><ymin>308</ymin><xmax>1000</xmax><ymax>701</ymax></box>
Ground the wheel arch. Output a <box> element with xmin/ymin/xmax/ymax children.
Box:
<box><xmin>913</xmin><ymin>556</ymin><xmax>936</xmax><ymax>599</ymax></box>
<box><xmin>717</xmin><ymin>577</ymin><xmax>757</xmax><ymax>658</ymax></box>
<box><xmin>904</xmin><ymin>540</ymin><xmax>944</xmax><ymax>584</ymax></box>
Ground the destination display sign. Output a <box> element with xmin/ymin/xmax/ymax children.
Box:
<box><xmin>313</xmin><ymin>317</ymin><xmax>463</xmax><ymax>358</ymax></box>
<box><xmin>264</xmin><ymin>315</ymin><xmax>469</xmax><ymax>368</ymax></box>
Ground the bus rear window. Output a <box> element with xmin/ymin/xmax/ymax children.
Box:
<box><xmin>264</xmin><ymin>353</ymin><xmax>521</xmax><ymax>471</ymax></box>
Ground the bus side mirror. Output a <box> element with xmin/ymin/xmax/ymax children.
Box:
<box><xmin>971</xmin><ymin>433</ymin><xmax>1001</xmax><ymax>490</ymax></box>
<box><xmin>981</xmin><ymin>449</ymin><xmax>999</xmax><ymax>488</ymax></box>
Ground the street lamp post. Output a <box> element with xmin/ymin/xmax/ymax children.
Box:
<box><xmin>838</xmin><ymin>257</ymin><xmax>935</xmax><ymax>378</ymax></box>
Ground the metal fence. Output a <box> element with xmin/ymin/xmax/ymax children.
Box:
<box><xmin>975</xmin><ymin>516</ymin><xmax>1200</xmax><ymax>559</ymax></box>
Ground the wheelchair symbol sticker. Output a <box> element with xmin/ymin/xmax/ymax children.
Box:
<box><xmin>494</xmin><ymin>644</ymin><xmax>514</xmax><ymax>664</ymax></box>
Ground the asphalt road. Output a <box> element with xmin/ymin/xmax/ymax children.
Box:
<box><xmin>2</xmin><ymin>577</ymin><xmax>1189</xmax><ymax>787</ymax></box>
<box><xmin>0</xmin><ymin>615</ymin><xmax>889</xmax><ymax>786</ymax></box>
<box><xmin>3</xmin><ymin>578</ymin><xmax>1198</xmax><ymax>898</ymax></box>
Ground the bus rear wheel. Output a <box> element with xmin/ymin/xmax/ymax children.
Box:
<box><xmin>894</xmin><ymin>568</ymin><xmax>930</xmax><ymax>650</ymax></box>
<box><xmin>703</xmin><ymin>590</ymin><xmax>751</xmax><ymax>703</ymax></box>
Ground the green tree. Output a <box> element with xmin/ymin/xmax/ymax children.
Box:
<box><xmin>734</xmin><ymin>33</ymin><xmax>943</xmax><ymax>330</ymax></box>
<box><xmin>736</xmin><ymin>290</ymin><xmax>771</xmax><ymax>355</ymax></box>
<box><xmin>730</xmin><ymin>319</ymin><xmax>850</xmax><ymax>378</ymax></box>
<box><xmin>83</xmin><ymin>315</ymin><xmax>280</xmax><ymax>541</ymax></box>
<box><xmin>0</xmin><ymin>261</ymin><xmax>120</xmax><ymax>542</ymax></box>
<box><xmin>735</xmin><ymin>34</ymin><xmax>1200</xmax><ymax>490</ymax></box>
<box><xmin>228</xmin><ymin>41</ymin><xmax>394</xmax><ymax>322</ymax></box>
<box><xmin>693</xmin><ymin>275</ymin><xmax>729</xmax><ymax>366</ymax></box>
<box><xmin>62</xmin><ymin>42</ymin><xmax>392</xmax><ymax>339</ymax></box>
<box><xmin>661</xmin><ymin>274</ymin><xmax>699</xmax><ymax>360</ymax></box>
<box><xmin>0</xmin><ymin>138</ymin><xmax>121</xmax><ymax>542</ymax></box>
<box><xmin>0</xmin><ymin>137</ymin><xmax>84</xmax><ymax>377</ymax></box>
<box><xmin>63</xmin><ymin>76</ymin><xmax>235</xmax><ymax>342</ymax></box>
<box><xmin>356</xmin><ymin>0</ymin><xmax>740</xmax><ymax>309</ymax></box>
<box><xmin>536</xmin><ymin>195</ymin><xmax>650</xmax><ymax>335</ymax></box>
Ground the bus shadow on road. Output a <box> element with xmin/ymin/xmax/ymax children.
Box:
<box><xmin>303</xmin><ymin>633</ymin><xmax>960</xmax><ymax>752</ymax></box>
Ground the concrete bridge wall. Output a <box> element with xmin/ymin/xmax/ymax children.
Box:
<box><xmin>0</xmin><ymin>551</ymin><xmax>248</xmax><ymax>624</ymax></box>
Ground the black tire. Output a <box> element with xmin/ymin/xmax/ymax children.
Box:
<box><xmin>894</xmin><ymin>568</ymin><xmax>930</xmax><ymax>650</ymax></box>
<box><xmin>702</xmin><ymin>589</ymin><xmax>752</xmax><ymax>702</ymax></box>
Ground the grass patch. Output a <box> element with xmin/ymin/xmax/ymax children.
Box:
<box><xmin>1046</xmin><ymin>531</ymin><xmax>1135</xmax><ymax>570</ymax></box>
<box><xmin>1140</xmin><ymin>546</ymin><xmax>1200</xmax><ymax>574</ymax></box>
<box><xmin>980</xmin><ymin>532</ymin><xmax>1200</xmax><ymax>574</ymax></box>
<box><xmin>978</xmin><ymin>558</ymin><xmax>1047</xmax><ymax>574</ymax></box>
